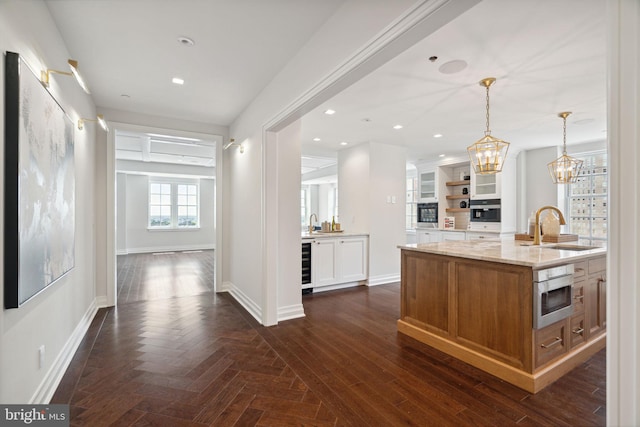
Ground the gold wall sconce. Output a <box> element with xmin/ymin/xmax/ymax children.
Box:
<box><xmin>223</xmin><ymin>138</ymin><xmax>244</xmax><ymax>154</ymax></box>
<box><xmin>467</xmin><ymin>77</ymin><xmax>510</xmax><ymax>174</ymax></box>
<box><xmin>78</xmin><ymin>114</ymin><xmax>108</xmax><ymax>132</ymax></box>
<box><xmin>41</xmin><ymin>59</ymin><xmax>91</xmax><ymax>94</ymax></box>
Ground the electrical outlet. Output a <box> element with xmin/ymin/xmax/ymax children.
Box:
<box><xmin>38</xmin><ymin>345</ymin><xmax>45</xmax><ymax>369</ymax></box>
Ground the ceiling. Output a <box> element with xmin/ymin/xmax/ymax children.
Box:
<box><xmin>45</xmin><ymin>0</ymin><xmax>346</xmax><ymax>125</ymax></box>
<box><xmin>46</xmin><ymin>0</ymin><xmax>607</xmax><ymax>168</ymax></box>
<box><xmin>300</xmin><ymin>0</ymin><xmax>607</xmax><ymax>164</ymax></box>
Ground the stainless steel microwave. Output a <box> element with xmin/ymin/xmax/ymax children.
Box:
<box><xmin>469</xmin><ymin>198</ymin><xmax>501</xmax><ymax>222</ymax></box>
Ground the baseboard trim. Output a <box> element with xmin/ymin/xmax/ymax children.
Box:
<box><xmin>221</xmin><ymin>281</ymin><xmax>263</xmax><ymax>325</ymax></box>
<box><xmin>95</xmin><ymin>296</ymin><xmax>108</xmax><ymax>308</ymax></box>
<box><xmin>312</xmin><ymin>281</ymin><xmax>365</xmax><ymax>293</ymax></box>
<box><xmin>123</xmin><ymin>244</ymin><xmax>215</xmax><ymax>254</ymax></box>
<box><xmin>30</xmin><ymin>298</ymin><xmax>99</xmax><ymax>404</ymax></box>
<box><xmin>367</xmin><ymin>274</ymin><xmax>400</xmax><ymax>286</ymax></box>
<box><xmin>278</xmin><ymin>304</ymin><xmax>305</xmax><ymax>322</ymax></box>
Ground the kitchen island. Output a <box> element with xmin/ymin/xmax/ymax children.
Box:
<box><xmin>398</xmin><ymin>239</ymin><xmax>606</xmax><ymax>393</ymax></box>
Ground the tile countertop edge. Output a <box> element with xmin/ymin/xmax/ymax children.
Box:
<box><xmin>302</xmin><ymin>232</ymin><xmax>369</xmax><ymax>240</ymax></box>
<box><xmin>397</xmin><ymin>241</ymin><xmax>606</xmax><ymax>269</ymax></box>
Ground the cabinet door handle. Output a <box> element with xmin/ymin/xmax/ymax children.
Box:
<box><xmin>540</xmin><ymin>337</ymin><xmax>563</xmax><ymax>349</ymax></box>
<box><xmin>575</xmin><ymin>268</ymin><xmax>585</xmax><ymax>273</ymax></box>
<box><xmin>573</xmin><ymin>295</ymin><xmax>584</xmax><ymax>300</ymax></box>
<box><xmin>572</xmin><ymin>327</ymin><xmax>584</xmax><ymax>335</ymax></box>
<box><xmin>478</xmin><ymin>236</ymin><xmax>485</xmax><ymax>239</ymax></box>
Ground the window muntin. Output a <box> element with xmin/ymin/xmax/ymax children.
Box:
<box><xmin>566</xmin><ymin>151</ymin><xmax>607</xmax><ymax>246</ymax></box>
<box><xmin>149</xmin><ymin>181</ymin><xmax>199</xmax><ymax>229</ymax></box>
<box><xmin>149</xmin><ymin>183</ymin><xmax>172</xmax><ymax>227</ymax></box>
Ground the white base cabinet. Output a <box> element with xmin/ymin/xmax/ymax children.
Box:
<box><xmin>417</xmin><ymin>230</ymin><xmax>441</xmax><ymax>243</ymax></box>
<box><xmin>311</xmin><ymin>236</ymin><xmax>368</xmax><ymax>288</ymax></box>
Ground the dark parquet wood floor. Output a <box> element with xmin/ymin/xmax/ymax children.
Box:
<box><xmin>117</xmin><ymin>251</ymin><xmax>214</xmax><ymax>305</ymax></box>
<box><xmin>53</xmin><ymin>252</ymin><xmax>605</xmax><ymax>426</ymax></box>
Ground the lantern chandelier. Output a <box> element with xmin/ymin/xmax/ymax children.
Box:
<box><xmin>547</xmin><ymin>112</ymin><xmax>583</xmax><ymax>184</ymax></box>
<box><xmin>467</xmin><ymin>77</ymin><xmax>510</xmax><ymax>175</ymax></box>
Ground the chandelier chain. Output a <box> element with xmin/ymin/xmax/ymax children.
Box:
<box><xmin>562</xmin><ymin>115</ymin><xmax>567</xmax><ymax>155</ymax></box>
<box><xmin>485</xmin><ymin>85</ymin><xmax>491</xmax><ymax>135</ymax></box>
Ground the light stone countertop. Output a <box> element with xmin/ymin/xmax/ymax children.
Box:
<box><xmin>301</xmin><ymin>232</ymin><xmax>369</xmax><ymax>240</ymax></box>
<box><xmin>398</xmin><ymin>239</ymin><xmax>606</xmax><ymax>269</ymax></box>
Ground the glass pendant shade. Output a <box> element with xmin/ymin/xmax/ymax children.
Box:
<box><xmin>467</xmin><ymin>77</ymin><xmax>509</xmax><ymax>175</ymax></box>
<box><xmin>468</xmin><ymin>133</ymin><xmax>510</xmax><ymax>174</ymax></box>
<box><xmin>547</xmin><ymin>153</ymin><xmax>584</xmax><ymax>183</ymax></box>
<box><xmin>548</xmin><ymin>112</ymin><xmax>583</xmax><ymax>184</ymax></box>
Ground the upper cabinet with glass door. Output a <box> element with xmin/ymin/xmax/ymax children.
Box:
<box><xmin>419</xmin><ymin>169</ymin><xmax>438</xmax><ymax>202</ymax></box>
<box><xmin>470</xmin><ymin>168</ymin><xmax>501</xmax><ymax>200</ymax></box>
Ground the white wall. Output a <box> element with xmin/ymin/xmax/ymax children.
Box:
<box><xmin>368</xmin><ymin>143</ymin><xmax>407</xmax><ymax>283</ymax></box>
<box><xmin>0</xmin><ymin>1</ymin><xmax>97</xmax><ymax>403</ymax></box>
<box><xmin>522</xmin><ymin>146</ymin><xmax>559</xmax><ymax>223</ymax></box>
<box><xmin>116</xmin><ymin>173</ymin><xmax>127</xmax><ymax>253</ymax></box>
<box><xmin>339</xmin><ymin>142</ymin><xmax>406</xmax><ymax>284</ymax></box>
<box><xmin>607</xmin><ymin>0</ymin><xmax>639</xmax><ymax>424</ymax></box>
<box><xmin>277</xmin><ymin>121</ymin><xmax>304</xmax><ymax>321</ymax></box>
<box><xmin>117</xmin><ymin>174</ymin><xmax>215</xmax><ymax>254</ymax></box>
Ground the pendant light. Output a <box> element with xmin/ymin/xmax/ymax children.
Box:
<box><xmin>467</xmin><ymin>77</ymin><xmax>510</xmax><ymax>174</ymax></box>
<box><xmin>547</xmin><ymin>112</ymin><xmax>584</xmax><ymax>184</ymax></box>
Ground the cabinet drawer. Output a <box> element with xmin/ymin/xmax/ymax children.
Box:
<box><xmin>588</xmin><ymin>257</ymin><xmax>606</xmax><ymax>274</ymax></box>
<box><xmin>573</xmin><ymin>261</ymin><xmax>587</xmax><ymax>279</ymax></box>
<box><xmin>569</xmin><ymin>314</ymin><xmax>586</xmax><ymax>348</ymax></box>
<box><xmin>572</xmin><ymin>280</ymin><xmax>585</xmax><ymax>314</ymax></box>
<box><xmin>535</xmin><ymin>320</ymin><xmax>568</xmax><ymax>368</ymax></box>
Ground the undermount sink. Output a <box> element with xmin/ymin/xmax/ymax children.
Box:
<box><xmin>543</xmin><ymin>244</ymin><xmax>600</xmax><ymax>251</ymax></box>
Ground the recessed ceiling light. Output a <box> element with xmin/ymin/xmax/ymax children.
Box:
<box><xmin>340</xmin><ymin>141</ymin><xmax>348</xmax><ymax>146</ymax></box>
<box><xmin>120</xmin><ymin>94</ymin><xmax>130</xmax><ymax>98</ymax></box>
<box><xmin>172</xmin><ymin>77</ymin><xmax>184</xmax><ymax>85</ymax></box>
<box><xmin>177</xmin><ymin>36</ymin><xmax>195</xmax><ymax>47</ymax></box>
<box><xmin>438</xmin><ymin>59</ymin><xmax>468</xmax><ymax>74</ymax></box>
<box><xmin>433</xmin><ymin>133</ymin><xmax>443</xmax><ymax>138</ymax></box>
<box><xmin>439</xmin><ymin>154</ymin><xmax>446</xmax><ymax>158</ymax></box>
<box><xmin>324</xmin><ymin>109</ymin><xmax>336</xmax><ymax>115</ymax></box>
<box><xmin>393</xmin><ymin>125</ymin><xmax>403</xmax><ymax>130</ymax></box>
<box><xmin>362</xmin><ymin>118</ymin><xmax>371</xmax><ymax>122</ymax></box>
<box><xmin>313</xmin><ymin>137</ymin><xmax>321</xmax><ymax>142</ymax></box>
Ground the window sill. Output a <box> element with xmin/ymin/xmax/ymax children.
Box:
<box><xmin>147</xmin><ymin>227</ymin><xmax>201</xmax><ymax>232</ymax></box>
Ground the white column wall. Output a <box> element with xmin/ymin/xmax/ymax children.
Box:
<box><xmin>607</xmin><ymin>0</ymin><xmax>640</xmax><ymax>425</ymax></box>
<box><xmin>276</xmin><ymin>121</ymin><xmax>304</xmax><ymax>321</ymax></box>
<box><xmin>0</xmin><ymin>1</ymin><xmax>97</xmax><ymax>403</ymax></box>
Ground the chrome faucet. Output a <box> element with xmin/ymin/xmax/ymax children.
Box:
<box><xmin>533</xmin><ymin>206</ymin><xmax>566</xmax><ymax>245</ymax></box>
<box><xmin>308</xmin><ymin>213</ymin><xmax>318</xmax><ymax>233</ymax></box>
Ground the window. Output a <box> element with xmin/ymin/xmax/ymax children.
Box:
<box><xmin>149</xmin><ymin>181</ymin><xmax>199</xmax><ymax>229</ymax></box>
<box><xmin>406</xmin><ymin>170</ymin><xmax>418</xmax><ymax>229</ymax></box>
<box><xmin>565</xmin><ymin>150</ymin><xmax>607</xmax><ymax>246</ymax></box>
<box><xmin>177</xmin><ymin>184</ymin><xmax>198</xmax><ymax>227</ymax></box>
<box><xmin>300</xmin><ymin>186</ymin><xmax>308</xmax><ymax>230</ymax></box>
<box><xmin>149</xmin><ymin>183</ymin><xmax>172</xmax><ymax>227</ymax></box>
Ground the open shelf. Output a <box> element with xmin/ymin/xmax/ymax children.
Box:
<box><xmin>446</xmin><ymin>194</ymin><xmax>469</xmax><ymax>200</ymax></box>
<box><xmin>446</xmin><ymin>180</ymin><xmax>470</xmax><ymax>186</ymax></box>
<box><xmin>446</xmin><ymin>208</ymin><xmax>470</xmax><ymax>213</ymax></box>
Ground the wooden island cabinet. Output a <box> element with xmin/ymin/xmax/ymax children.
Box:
<box><xmin>398</xmin><ymin>240</ymin><xmax>606</xmax><ymax>393</ymax></box>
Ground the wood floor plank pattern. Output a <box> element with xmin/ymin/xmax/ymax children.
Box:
<box><xmin>53</xmin><ymin>252</ymin><xmax>605</xmax><ymax>426</ymax></box>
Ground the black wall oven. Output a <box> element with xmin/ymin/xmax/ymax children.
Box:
<box><xmin>469</xmin><ymin>198</ymin><xmax>501</xmax><ymax>222</ymax></box>
<box><xmin>417</xmin><ymin>203</ymin><xmax>438</xmax><ymax>226</ymax></box>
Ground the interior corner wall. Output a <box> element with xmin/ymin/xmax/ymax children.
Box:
<box><xmin>524</xmin><ymin>146</ymin><xmax>560</xmax><ymax>218</ymax></box>
<box><xmin>276</xmin><ymin>120</ymin><xmax>303</xmax><ymax>320</ymax></box>
<box><xmin>338</xmin><ymin>144</ymin><xmax>371</xmax><ymax>234</ymax></box>
<box><xmin>116</xmin><ymin>173</ymin><xmax>127</xmax><ymax>254</ymax></box>
<box><xmin>368</xmin><ymin>143</ymin><xmax>407</xmax><ymax>282</ymax></box>
<box><xmin>0</xmin><ymin>1</ymin><xmax>97</xmax><ymax>403</ymax></box>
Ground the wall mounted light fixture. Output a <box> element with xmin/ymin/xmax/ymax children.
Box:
<box><xmin>41</xmin><ymin>59</ymin><xmax>91</xmax><ymax>94</ymax></box>
<box><xmin>547</xmin><ymin>112</ymin><xmax>583</xmax><ymax>184</ymax></box>
<box><xmin>467</xmin><ymin>77</ymin><xmax>510</xmax><ymax>174</ymax></box>
<box><xmin>78</xmin><ymin>114</ymin><xmax>108</xmax><ymax>132</ymax></box>
<box><xmin>223</xmin><ymin>138</ymin><xmax>244</xmax><ymax>153</ymax></box>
